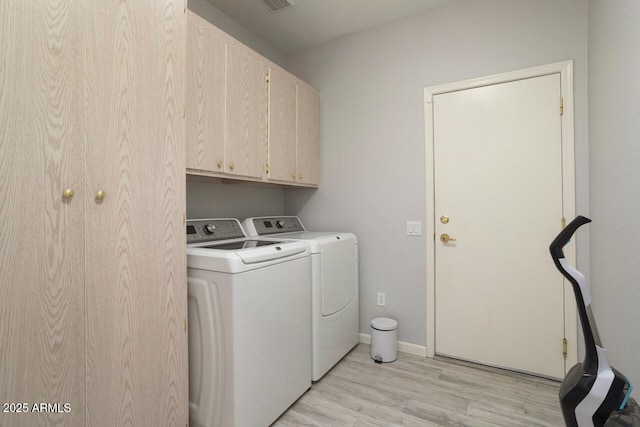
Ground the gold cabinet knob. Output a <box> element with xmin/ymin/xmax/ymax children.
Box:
<box><xmin>63</xmin><ymin>188</ymin><xmax>75</xmax><ymax>199</ymax></box>
<box><xmin>217</xmin><ymin>160</ymin><xmax>223</xmax><ymax>169</ymax></box>
<box><xmin>298</xmin><ymin>174</ymin><xmax>303</xmax><ymax>180</ymax></box>
<box><xmin>96</xmin><ymin>190</ymin><xmax>106</xmax><ymax>201</ymax></box>
<box><xmin>264</xmin><ymin>164</ymin><xmax>270</xmax><ymax>174</ymax></box>
<box><xmin>291</xmin><ymin>173</ymin><xmax>296</xmax><ymax>179</ymax></box>
<box><xmin>440</xmin><ymin>233</ymin><xmax>457</xmax><ymax>243</ymax></box>
<box><xmin>229</xmin><ymin>162</ymin><xmax>235</xmax><ymax>171</ymax></box>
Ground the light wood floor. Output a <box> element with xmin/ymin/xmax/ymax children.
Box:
<box><xmin>273</xmin><ymin>344</ymin><xmax>564</xmax><ymax>426</ymax></box>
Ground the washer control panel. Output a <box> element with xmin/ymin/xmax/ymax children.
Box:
<box><xmin>246</xmin><ymin>216</ymin><xmax>305</xmax><ymax>236</ymax></box>
<box><xmin>186</xmin><ymin>218</ymin><xmax>245</xmax><ymax>244</ymax></box>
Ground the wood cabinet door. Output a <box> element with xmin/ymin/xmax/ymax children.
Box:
<box><xmin>296</xmin><ymin>84</ymin><xmax>320</xmax><ymax>186</ymax></box>
<box><xmin>226</xmin><ymin>44</ymin><xmax>268</xmax><ymax>179</ymax></box>
<box><xmin>84</xmin><ymin>1</ymin><xmax>188</xmax><ymax>426</ymax></box>
<box><xmin>186</xmin><ymin>13</ymin><xmax>226</xmax><ymax>173</ymax></box>
<box><xmin>0</xmin><ymin>2</ymin><xmax>85</xmax><ymax>426</ymax></box>
<box><xmin>268</xmin><ymin>68</ymin><xmax>298</xmax><ymax>183</ymax></box>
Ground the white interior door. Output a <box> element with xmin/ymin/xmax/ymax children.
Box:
<box><xmin>433</xmin><ymin>73</ymin><xmax>567</xmax><ymax>379</ymax></box>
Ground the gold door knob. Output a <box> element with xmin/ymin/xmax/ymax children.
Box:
<box><xmin>217</xmin><ymin>160</ymin><xmax>223</xmax><ymax>169</ymax></box>
<box><xmin>440</xmin><ymin>233</ymin><xmax>457</xmax><ymax>243</ymax></box>
<box><xmin>229</xmin><ymin>162</ymin><xmax>235</xmax><ymax>171</ymax></box>
<box><xmin>440</xmin><ymin>215</ymin><xmax>450</xmax><ymax>224</ymax></box>
<box><xmin>96</xmin><ymin>190</ymin><xmax>106</xmax><ymax>201</ymax></box>
<box><xmin>63</xmin><ymin>188</ymin><xmax>75</xmax><ymax>199</ymax></box>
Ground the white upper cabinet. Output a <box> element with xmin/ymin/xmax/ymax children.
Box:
<box><xmin>226</xmin><ymin>42</ymin><xmax>269</xmax><ymax>179</ymax></box>
<box><xmin>268</xmin><ymin>67</ymin><xmax>298</xmax><ymax>183</ymax></box>
<box><xmin>186</xmin><ymin>12</ymin><xmax>226</xmax><ymax>173</ymax></box>
<box><xmin>296</xmin><ymin>83</ymin><xmax>321</xmax><ymax>186</ymax></box>
<box><xmin>185</xmin><ymin>11</ymin><xmax>319</xmax><ymax>188</ymax></box>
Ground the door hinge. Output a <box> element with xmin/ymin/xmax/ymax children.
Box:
<box><xmin>184</xmin><ymin>0</ymin><xmax>187</xmax><ymax>13</ymax></box>
<box><xmin>559</xmin><ymin>97</ymin><xmax>564</xmax><ymax>116</ymax></box>
<box><xmin>265</xmin><ymin>70</ymin><xmax>270</xmax><ymax>83</ymax></box>
<box><xmin>561</xmin><ymin>217</ymin><xmax>566</xmax><ymax>229</ymax></box>
<box><xmin>183</xmin><ymin>105</ymin><xmax>186</xmax><ymax>119</ymax></box>
<box><xmin>185</xmin><ymin>318</ymin><xmax>187</xmax><ymax>333</ymax></box>
<box><xmin>562</xmin><ymin>338</ymin><xmax>568</xmax><ymax>358</ymax></box>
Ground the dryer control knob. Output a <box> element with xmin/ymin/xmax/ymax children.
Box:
<box><xmin>276</xmin><ymin>220</ymin><xmax>285</xmax><ymax>229</ymax></box>
<box><xmin>204</xmin><ymin>224</ymin><xmax>216</xmax><ymax>235</ymax></box>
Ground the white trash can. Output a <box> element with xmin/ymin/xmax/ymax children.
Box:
<box><xmin>370</xmin><ymin>317</ymin><xmax>398</xmax><ymax>363</ymax></box>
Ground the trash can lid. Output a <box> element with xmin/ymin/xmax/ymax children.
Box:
<box><xmin>371</xmin><ymin>317</ymin><xmax>397</xmax><ymax>331</ymax></box>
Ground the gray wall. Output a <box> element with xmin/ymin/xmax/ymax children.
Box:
<box><xmin>284</xmin><ymin>0</ymin><xmax>589</xmax><ymax>347</ymax></box>
<box><xmin>588</xmin><ymin>0</ymin><xmax>640</xmax><ymax>394</ymax></box>
<box><xmin>186</xmin><ymin>179</ymin><xmax>285</xmax><ymax>220</ymax></box>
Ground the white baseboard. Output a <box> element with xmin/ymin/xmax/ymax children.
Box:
<box><xmin>359</xmin><ymin>333</ymin><xmax>371</xmax><ymax>345</ymax></box>
<box><xmin>358</xmin><ymin>333</ymin><xmax>427</xmax><ymax>358</ymax></box>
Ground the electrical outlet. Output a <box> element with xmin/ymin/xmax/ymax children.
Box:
<box><xmin>377</xmin><ymin>292</ymin><xmax>386</xmax><ymax>307</ymax></box>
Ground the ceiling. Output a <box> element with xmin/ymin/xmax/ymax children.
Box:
<box><xmin>204</xmin><ymin>0</ymin><xmax>453</xmax><ymax>53</ymax></box>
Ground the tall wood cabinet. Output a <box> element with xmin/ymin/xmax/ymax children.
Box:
<box><xmin>186</xmin><ymin>11</ymin><xmax>320</xmax><ymax>188</ymax></box>
<box><xmin>0</xmin><ymin>2</ymin><xmax>85</xmax><ymax>426</ymax></box>
<box><xmin>0</xmin><ymin>1</ymin><xmax>188</xmax><ymax>426</ymax></box>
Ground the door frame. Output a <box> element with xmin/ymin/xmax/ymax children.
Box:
<box><xmin>424</xmin><ymin>60</ymin><xmax>577</xmax><ymax>367</ymax></box>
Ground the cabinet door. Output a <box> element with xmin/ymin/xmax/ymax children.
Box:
<box><xmin>268</xmin><ymin>68</ymin><xmax>298</xmax><ymax>183</ymax></box>
<box><xmin>186</xmin><ymin>13</ymin><xmax>226</xmax><ymax>173</ymax></box>
<box><xmin>296</xmin><ymin>84</ymin><xmax>320</xmax><ymax>186</ymax></box>
<box><xmin>226</xmin><ymin>44</ymin><xmax>268</xmax><ymax>179</ymax></box>
<box><xmin>0</xmin><ymin>2</ymin><xmax>85</xmax><ymax>426</ymax></box>
<box><xmin>85</xmin><ymin>1</ymin><xmax>187</xmax><ymax>426</ymax></box>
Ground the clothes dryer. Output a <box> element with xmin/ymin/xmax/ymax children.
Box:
<box><xmin>243</xmin><ymin>216</ymin><xmax>359</xmax><ymax>381</ymax></box>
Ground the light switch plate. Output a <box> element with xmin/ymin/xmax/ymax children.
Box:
<box><xmin>406</xmin><ymin>221</ymin><xmax>422</xmax><ymax>236</ymax></box>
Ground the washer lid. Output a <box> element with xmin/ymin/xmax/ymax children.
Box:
<box><xmin>371</xmin><ymin>317</ymin><xmax>397</xmax><ymax>331</ymax></box>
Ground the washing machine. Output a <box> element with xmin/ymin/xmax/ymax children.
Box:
<box><xmin>186</xmin><ymin>218</ymin><xmax>311</xmax><ymax>427</ymax></box>
<box><xmin>243</xmin><ymin>216</ymin><xmax>359</xmax><ymax>381</ymax></box>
